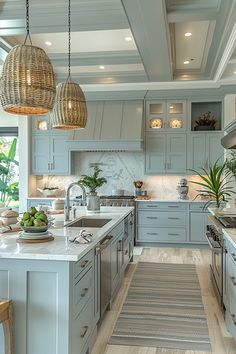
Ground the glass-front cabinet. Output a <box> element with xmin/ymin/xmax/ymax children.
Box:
<box><xmin>146</xmin><ymin>100</ymin><xmax>186</xmax><ymax>131</ymax></box>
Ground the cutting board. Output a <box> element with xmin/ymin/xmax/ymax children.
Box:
<box><xmin>16</xmin><ymin>236</ymin><xmax>54</xmax><ymax>243</ymax></box>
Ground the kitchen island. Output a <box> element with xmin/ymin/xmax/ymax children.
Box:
<box><xmin>0</xmin><ymin>206</ymin><xmax>134</xmax><ymax>354</ymax></box>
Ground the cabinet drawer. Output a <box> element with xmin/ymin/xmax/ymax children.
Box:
<box><xmin>72</xmin><ymin>298</ymin><xmax>92</xmax><ymax>353</ymax></box>
<box><xmin>189</xmin><ymin>203</ymin><xmax>207</xmax><ymax>211</ymax></box>
<box><xmin>73</xmin><ymin>250</ymin><xmax>93</xmax><ymax>279</ymax></box>
<box><xmin>138</xmin><ymin>211</ymin><xmax>187</xmax><ymax>227</ymax></box>
<box><xmin>137</xmin><ymin>227</ymin><xmax>187</xmax><ymax>242</ymax></box>
<box><xmin>73</xmin><ymin>267</ymin><xmax>93</xmax><ymax>317</ymax></box>
<box><xmin>137</xmin><ymin>202</ymin><xmax>187</xmax><ymax>210</ymax></box>
<box><xmin>111</xmin><ymin>221</ymin><xmax>124</xmax><ymax>242</ymax></box>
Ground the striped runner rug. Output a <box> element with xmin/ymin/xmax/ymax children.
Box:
<box><xmin>109</xmin><ymin>262</ymin><xmax>212</xmax><ymax>352</ymax></box>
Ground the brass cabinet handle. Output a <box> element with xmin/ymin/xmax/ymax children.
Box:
<box><xmin>168</xmin><ymin>217</ymin><xmax>180</xmax><ymax>220</ymax></box>
<box><xmin>80</xmin><ymin>288</ymin><xmax>89</xmax><ymax>297</ymax></box>
<box><xmin>48</xmin><ymin>162</ymin><xmax>50</xmax><ymax>170</ymax></box>
<box><xmin>147</xmin><ymin>232</ymin><xmax>158</xmax><ymax>235</ymax></box>
<box><xmin>232</xmin><ymin>314</ymin><xmax>236</xmax><ymax>326</ymax></box>
<box><xmin>168</xmin><ymin>233</ymin><xmax>180</xmax><ymax>236</ymax></box>
<box><xmin>147</xmin><ymin>216</ymin><xmax>158</xmax><ymax>219</ymax></box>
<box><xmin>80</xmin><ymin>326</ymin><xmax>89</xmax><ymax>338</ymax></box>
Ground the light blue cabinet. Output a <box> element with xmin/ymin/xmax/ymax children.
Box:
<box><xmin>136</xmin><ymin>201</ymin><xmax>209</xmax><ymax>245</ymax></box>
<box><xmin>32</xmin><ymin>134</ymin><xmax>70</xmax><ymax>175</ymax></box>
<box><xmin>145</xmin><ymin>132</ymin><xmax>187</xmax><ymax>174</ymax></box>
<box><xmin>187</xmin><ymin>132</ymin><xmax>223</xmax><ymax>171</ymax></box>
<box><xmin>0</xmin><ymin>250</ymin><xmax>94</xmax><ymax>354</ymax></box>
<box><xmin>110</xmin><ymin>221</ymin><xmax>125</xmax><ymax>297</ymax></box>
<box><xmin>146</xmin><ymin>100</ymin><xmax>187</xmax><ymax>131</ymax></box>
<box><xmin>189</xmin><ymin>212</ymin><xmax>209</xmax><ymax>243</ymax></box>
<box><xmin>27</xmin><ymin>198</ymin><xmax>53</xmax><ymax>209</ymax></box>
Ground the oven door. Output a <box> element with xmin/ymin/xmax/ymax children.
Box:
<box><xmin>206</xmin><ymin>232</ymin><xmax>223</xmax><ymax>300</ymax></box>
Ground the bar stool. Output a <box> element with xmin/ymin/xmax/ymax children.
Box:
<box><xmin>0</xmin><ymin>300</ymin><xmax>14</xmax><ymax>354</ymax></box>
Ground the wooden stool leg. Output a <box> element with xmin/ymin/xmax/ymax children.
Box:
<box><xmin>1</xmin><ymin>301</ymin><xmax>14</xmax><ymax>354</ymax></box>
<box><xmin>8</xmin><ymin>302</ymin><xmax>14</xmax><ymax>354</ymax></box>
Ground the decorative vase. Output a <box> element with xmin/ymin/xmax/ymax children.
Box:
<box><xmin>87</xmin><ymin>192</ymin><xmax>100</xmax><ymax>212</ymax></box>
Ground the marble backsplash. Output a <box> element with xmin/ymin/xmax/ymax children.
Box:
<box><xmin>33</xmin><ymin>151</ymin><xmax>213</xmax><ymax>201</ymax></box>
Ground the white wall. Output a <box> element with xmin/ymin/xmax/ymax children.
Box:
<box><xmin>0</xmin><ymin>107</ymin><xmax>19</xmax><ymax>127</ymax></box>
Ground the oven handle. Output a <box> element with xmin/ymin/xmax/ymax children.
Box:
<box><xmin>206</xmin><ymin>232</ymin><xmax>222</xmax><ymax>253</ymax></box>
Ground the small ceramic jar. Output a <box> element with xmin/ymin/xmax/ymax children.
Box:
<box><xmin>0</xmin><ymin>209</ymin><xmax>19</xmax><ymax>226</ymax></box>
<box><xmin>52</xmin><ymin>199</ymin><xmax>65</xmax><ymax>211</ymax></box>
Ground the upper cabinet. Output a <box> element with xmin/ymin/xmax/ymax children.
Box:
<box><xmin>68</xmin><ymin>100</ymin><xmax>144</xmax><ymax>151</ymax></box>
<box><xmin>190</xmin><ymin>100</ymin><xmax>222</xmax><ymax>131</ymax></box>
<box><xmin>145</xmin><ymin>100</ymin><xmax>187</xmax><ymax>132</ymax></box>
<box><xmin>145</xmin><ymin>133</ymin><xmax>187</xmax><ymax>174</ymax></box>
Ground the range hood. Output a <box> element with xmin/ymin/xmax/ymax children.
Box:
<box><xmin>67</xmin><ymin>100</ymin><xmax>144</xmax><ymax>151</ymax></box>
<box><xmin>221</xmin><ymin>130</ymin><xmax>236</xmax><ymax>149</ymax></box>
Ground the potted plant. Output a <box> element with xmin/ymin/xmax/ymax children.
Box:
<box><xmin>78</xmin><ymin>166</ymin><xmax>107</xmax><ymax>211</ymax></box>
<box><xmin>189</xmin><ymin>160</ymin><xmax>235</xmax><ymax>210</ymax></box>
<box><xmin>194</xmin><ymin>111</ymin><xmax>217</xmax><ymax>131</ymax></box>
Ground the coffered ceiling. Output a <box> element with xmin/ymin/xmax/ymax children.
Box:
<box><xmin>0</xmin><ymin>0</ymin><xmax>236</xmax><ymax>92</ymax></box>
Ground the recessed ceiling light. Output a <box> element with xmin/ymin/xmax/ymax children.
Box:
<box><xmin>184</xmin><ymin>60</ymin><xmax>190</xmax><ymax>65</ymax></box>
<box><xmin>234</xmin><ymin>71</ymin><xmax>236</xmax><ymax>74</ymax></box>
<box><xmin>99</xmin><ymin>65</ymin><xmax>105</xmax><ymax>69</ymax></box>
<box><xmin>125</xmin><ymin>36</ymin><xmax>132</xmax><ymax>41</ymax></box>
<box><xmin>169</xmin><ymin>106</ymin><xmax>174</xmax><ymax>109</ymax></box>
<box><xmin>185</xmin><ymin>32</ymin><xmax>192</xmax><ymax>37</ymax></box>
<box><xmin>45</xmin><ymin>41</ymin><xmax>52</xmax><ymax>46</ymax></box>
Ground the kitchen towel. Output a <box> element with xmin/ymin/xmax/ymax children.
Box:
<box><xmin>109</xmin><ymin>262</ymin><xmax>212</xmax><ymax>352</ymax></box>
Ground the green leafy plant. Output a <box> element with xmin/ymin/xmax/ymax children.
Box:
<box><xmin>0</xmin><ymin>138</ymin><xmax>19</xmax><ymax>206</ymax></box>
<box><xmin>195</xmin><ymin>111</ymin><xmax>217</xmax><ymax>127</ymax></box>
<box><xmin>78</xmin><ymin>166</ymin><xmax>107</xmax><ymax>194</ymax></box>
<box><xmin>225</xmin><ymin>150</ymin><xmax>236</xmax><ymax>177</ymax></box>
<box><xmin>189</xmin><ymin>161</ymin><xmax>235</xmax><ymax>209</ymax></box>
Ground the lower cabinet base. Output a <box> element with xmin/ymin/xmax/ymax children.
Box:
<box><xmin>225</xmin><ymin>310</ymin><xmax>236</xmax><ymax>343</ymax></box>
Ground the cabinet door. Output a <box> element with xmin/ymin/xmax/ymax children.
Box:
<box><xmin>146</xmin><ymin>100</ymin><xmax>165</xmax><ymax>131</ymax></box>
<box><xmin>166</xmin><ymin>134</ymin><xmax>187</xmax><ymax>173</ymax></box>
<box><xmin>187</xmin><ymin>134</ymin><xmax>207</xmax><ymax>170</ymax></box>
<box><xmin>50</xmin><ymin>135</ymin><xmax>69</xmax><ymax>175</ymax></box>
<box><xmin>93</xmin><ymin>248</ymin><xmax>100</xmax><ymax>324</ymax></box>
<box><xmin>189</xmin><ymin>212</ymin><xmax>208</xmax><ymax>243</ymax></box>
<box><xmin>206</xmin><ymin>133</ymin><xmax>224</xmax><ymax>167</ymax></box>
<box><xmin>31</xmin><ymin>135</ymin><xmax>50</xmax><ymax>174</ymax></box>
<box><xmin>111</xmin><ymin>239</ymin><xmax>120</xmax><ymax>295</ymax></box>
<box><xmin>166</xmin><ymin>100</ymin><xmax>186</xmax><ymax>131</ymax></box>
<box><xmin>145</xmin><ymin>133</ymin><xmax>166</xmax><ymax>173</ymax></box>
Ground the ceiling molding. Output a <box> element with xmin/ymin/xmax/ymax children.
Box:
<box><xmin>214</xmin><ymin>23</ymin><xmax>236</xmax><ymax>81</ymax></box>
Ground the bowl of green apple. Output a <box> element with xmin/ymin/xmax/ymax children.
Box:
<box><xmin>19</xmin><ymin>207</ymin><xmax>53</xmax><ymax>233</ymax></box>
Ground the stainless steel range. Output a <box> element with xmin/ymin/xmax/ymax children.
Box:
<box><xmin>207</xmin><ymin>214</ymin><xmax>236</xmax><ymax>310</ymax></box>
<box><xmin>100</xmin><ymin>195</ymin><xmax>135</xmax><ymax>207</ymax></box>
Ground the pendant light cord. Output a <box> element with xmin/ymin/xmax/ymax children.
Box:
<box><xmin>67</xmin><ymin>0</ymin><xmax>72</xmax><ymax>82</ymax></box>
<box><xmin>23</xmin><ymin>0</ymin><xmax>32</xmax><ymax>45</ymax></box>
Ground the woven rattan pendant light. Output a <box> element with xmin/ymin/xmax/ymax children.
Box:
<box><xmin>0</xmin><ymin>0</ymin><xmax>56</xmax><ymax>115</ymax></box>
<box><xmin>51</xmin><ymin>0</ymin><xmax>87</xmax><ymax>130</ymax></box>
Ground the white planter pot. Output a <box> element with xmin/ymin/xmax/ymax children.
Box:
<box><xmin>87</xmin><ymin>193</ymin><xmax>100</xmax><ymax>211</ymax></box>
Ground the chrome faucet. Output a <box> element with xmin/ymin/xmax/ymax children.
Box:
<box><xmin>65</xmin><ymin>182</ymin><xmax>86</xmax><ymax>221</ymax></box>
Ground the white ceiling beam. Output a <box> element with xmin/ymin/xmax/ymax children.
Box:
<box><xmin>121</xmin><ymin>0</ymin><xmax>172</xmax><ymax>82</ymax></box>
<box><xmin>167</xmin><ymin>10</ymin><xmax>218</xmax><ymax>23</ymax></box>
<box><xmin>49</xmin><ymin>51</ymin><xmax>141</xmax><ymax>67</ymax></box>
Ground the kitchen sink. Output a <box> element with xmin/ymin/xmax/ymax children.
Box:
<box><xmin>66</xmin><ymin>218</ymin><xmax>112</xmax><ymax>228</ymax></box>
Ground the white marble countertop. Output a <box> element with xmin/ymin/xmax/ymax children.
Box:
<box><xmin>0</xmin><ymin>206</ymin><xmax>133</xmax><ymax>262</ymax></box>
<box><xmin>223</xmin><ymin>228</ymin><xmax>236</xmax><ymax>249</ymax></box>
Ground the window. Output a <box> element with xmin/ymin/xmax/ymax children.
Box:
<box><xmin>0</xmin><ymin>127</ymin><xmax>19</xmax><ymax>207</ymax></box>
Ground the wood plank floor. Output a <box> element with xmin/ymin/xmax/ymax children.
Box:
<box><xmin>91</xmin><ymin>247</ymin><xmax>236</xmax><ymax>354</ymax></box>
